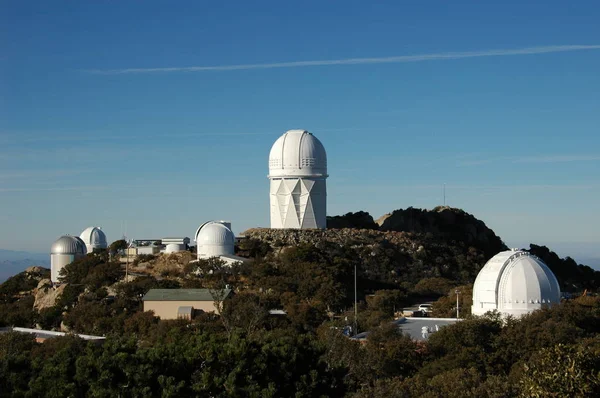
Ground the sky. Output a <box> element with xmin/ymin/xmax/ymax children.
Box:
<box><xmin>1</xmin><ymin>1</ymin><xmax>599</xmax><ymax>263</ymax></box>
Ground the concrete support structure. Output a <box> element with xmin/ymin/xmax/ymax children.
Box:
<box><xmin>268</xmin><ymin>130</ymin><xmax>328</xmax><ymax>229</ymax></box>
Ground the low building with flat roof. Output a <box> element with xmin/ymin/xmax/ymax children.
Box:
<box><xmin>0</xmin><ymin>327</ymin><xmax>106</xmax><ymax>344</ymax></box>
<box><xmin>142</xmin><ymin>288</ymin><xmax>232</xmax><ymax>320</ymax></box>
<box><xmin>350</xmin><ymin>317</ymin><xmax>461</xmax><ymax>342</ymax></box>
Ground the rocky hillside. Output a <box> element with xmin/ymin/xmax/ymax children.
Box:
<box><xmin>244</xmin><ymin>207</ymin><xmax>507</xmax><ymax>288</ymax></box>
<box><xmin>242</xmin><ymin>224</ymin><xmax>489</xmax><ymax>287</ymax></box>
<box><xmin>327</xmin><ymin>207</ymin><xmax>506</xmax><ymax>259</ymax></box>
<box><xmin>376</xmin><ymin>206</ymin><xmax>507</xmax><ymax>258</ymax></box>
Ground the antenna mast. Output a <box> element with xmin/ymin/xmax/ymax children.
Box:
<box><xmin>443</xmin><ymin>183</ymin><xmax>446</xmax><ymax>206</ymax></box>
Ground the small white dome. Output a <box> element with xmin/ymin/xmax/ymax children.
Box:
<box><xmin>472</xmin><ymin>250</ymin><xmax>561</xmax><ymax>317</ymax></box>
<box><xmin>80</xmin><ymin>226</ymin><xmax>108</xmax><ymax>252</ymax></box>
<box><xmin>51</xmin><ymin>235</ymin><xmax>87</xmax><ymax>255</ymax></box>
<box><xmin>268</xmin><ymin>130</ymin><xmax>327</xmax><ymax>178</ymax></box>
<box><xmin>195</xmin><ymin>221</ymin><xmax>235</xmax><ymax>258</ymax></box>
<box><xmin>165</xmin><ymin>243</ymin><xmax>185</xmax><ymax>254</ymax></box>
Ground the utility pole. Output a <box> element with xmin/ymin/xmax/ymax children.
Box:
<box><xmin>443</xmin><ymin>183</ymin><xmax>446</xmax><ymax>206</ymax></box>
<box><xmin>125</xmin><ymin>239</ymin><xmax>133</xmax><ymax>281</ymax></box>
<box><xmin>455</xmin><ymin>289</ymin><xmax>460</xmax><ymax>319</ymax></box>
<box><xmin>354</xmin><ymin>262</ymin><xmax>358</xmax><ymax>336</ymax></box>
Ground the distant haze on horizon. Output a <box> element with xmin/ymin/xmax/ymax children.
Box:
<box><xmin>1</xmin><ymin>1</ymin><xmax>599</xmax><ymax>261</ymax></box>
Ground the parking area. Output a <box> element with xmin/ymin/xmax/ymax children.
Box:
<box><xmin>393</xmin><ymin>317</ymin><xmax>460</xmax><ymax>341</ymax></box>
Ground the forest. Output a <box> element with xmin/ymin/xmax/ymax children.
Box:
<box><xmin>1</xmin><ymin>207</ymin><xmax>599</xmax><ymax>397</ymax></box>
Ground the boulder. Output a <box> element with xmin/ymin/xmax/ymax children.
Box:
<box><xmin>33</xmin><ymin>281</ymin><xmax>66</xmax><ymax>311</ymax></box>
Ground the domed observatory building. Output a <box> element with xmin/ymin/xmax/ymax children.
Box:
<box><xmin>50</xmin><ymin>235</ymin><xmax>87</xmax><ymax>283</ymax></box>
<box><xmin>268</xmin><ymin>130</ymin><xmax>328</xmax><ymax>229</ymax></box>
<box><xmin>472</xmin><ymin>249</ymin><xmax>561</xmax><ymax>318</ymax></box>
<box><xmin>194</xmin><ymin>221</ymin><xmax>246</xmax><ymax>265</ymax></box>
<box><xmin>79</xmin><ymin>226</ymin><xmax>108</xmax><ymax>253</ymax></box>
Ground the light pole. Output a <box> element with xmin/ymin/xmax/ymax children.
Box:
<box><xmin>126</xmin><ymin>239</ymin><xmax>134</xmax><ymax>281</ymax></box>
<box><xmin>354</xmin><ymin>263</ymin><xmax>358</xmax><ymax>336</ymax></box>
<box><xmin>455</xmin><ymin>289</ymin><xmax>460</xmax><ymax>319</ymax></box>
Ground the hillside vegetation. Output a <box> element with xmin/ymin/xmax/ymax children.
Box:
<box><xmin>1</xmin><ymin>206</ymin><xmax>599</xmax><ymax>396</ymax></box>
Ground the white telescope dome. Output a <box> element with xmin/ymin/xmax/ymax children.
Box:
<box><xmin>51</xmin><ymin>235</ymin><xmax>87</xmax><ymax>255</ymax></box>
<box><xmin>195</xmin><ymin>221</ymin><xmax>235</xmax><ymax>258</ymax></box>
<box><xmin>472</xmin><ymin>249</ymin><xmax>561</xmax><ymax>318</ymax></box>
<box><xmin>165</xmin><ymin>243</ymin><xmax>186</xmax><ymax>253</ymax></box>
<box><xmin>268</xmin><ymin>130</ymin><xmax>327</xmax><ymax>178</ymax></box>
<box><xmin>80</xmin><ymin>226</ymin><xmax>108</xmax><ymax>253</ymax></box>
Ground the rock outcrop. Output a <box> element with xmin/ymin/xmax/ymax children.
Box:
<box><xmin>376</xmin><ymin>206</ymin><xmax>507</xmax><ymax>258</ymax></box>
<box><xmin>33</xmin><ymin>279</ymin><xmax>66</xmax><ymax>311</ymax></box>
<box><xmin>327</xmin><ymin>211</ymin><xmax>378</xmax><ymax>230</ymax></box>
<box><xmin>242</xmin><ymin>207</ymin><xmax>508</xmax><ymax>285</ymax></box>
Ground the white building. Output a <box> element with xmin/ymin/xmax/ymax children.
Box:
<box><xmin>472</xmin><ymin>249</ymin><xmax>561</xmax><ymax>318</ymax></box>
<box><xmin>79</xmin><ymin>226</ymin><xmax>108</xmax><ymax>253</ymax></box>
<box><xmin>194</xmin><ymin>221</ymin><xmax>246</xmax><ymax>265</ymax></box>
<box><xmin>50</xmin><ymin>235</ymin><xmax>87</xmax><ymax>283</ymax></box>
<box><xmin>268</xmin><ymin>129</ymin><xmax>328</xmax><ymax>229</ymax></box>
<box><xmin>163</xmin><ymin>237</ymin><xmax>190</xmax><ymax>253</ymax></box>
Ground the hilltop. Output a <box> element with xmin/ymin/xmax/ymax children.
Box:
<box><xmin>1</xmin><ymin>206</ymin><xmax>599</xmax><ymax>397</ymax></box>
<box><xmin>326</xmin><ymin>206</ymin><xmax>506</xmax><ymax>259</ymax></box>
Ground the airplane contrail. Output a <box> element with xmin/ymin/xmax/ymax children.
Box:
<box><xmin>88</xmin><ymin>44</ymin><xmax>600</xmax><ymax>74</ymax></box>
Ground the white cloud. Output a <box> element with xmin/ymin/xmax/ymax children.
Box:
<box><xmin>512</xmin><ymin>155</ymin><xmax>600</xmax><ymax>163</ymax></box>
<box><xmin>87</xmin><ymin>45</ymin><xmax>600</xmax><ymax>75</ymax></box>
<box><xmin>457</xmin><ymin>154</ymin><xmax>600</xmax><ymax>166</ymax></box>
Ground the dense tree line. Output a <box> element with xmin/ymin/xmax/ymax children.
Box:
<box><xmin>1</xmin><ymin>297</ymin><xmax>598</xmax><ymax>397</ymax></box>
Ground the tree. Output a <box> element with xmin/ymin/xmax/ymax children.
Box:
<box><xmin>519</xmin><ymin>343</ymin><xmax>600</xmax><ymax>397</ymax></box>
<box><xmin>431</xmin><ymin>284</ymin><xmax>473</xmax><ymax>318</ymax></box>
<box><xmin>28</xmin><ymin>335</ymin><xmax>88</xmax><ymax>397</ymax></box>
<box><xmin>366</xmin><ymin>289</ymin><xmax>408</xmax><ymax>317</ymax></box>
<box><xmin>108</xmin><ymin>239</ymin><xmax>127</xmax><ymax>253</ymax></box>
<box><xmin>413</xmin><ymin>277</ymin><xmax>456</xmax><ymax>297</ymax></box>
<box><xmin>421</xmin><ymin>313</ymin><xmax>503</xmax><ymax>377</ymax></box>
<box><xmin>0</xmin><ymin>332</ymin><xmax>36</xmax><ymax>395</ymax></box>
<box><xmin>220</xmin><ymin>292</ymin><xmax>269</xmax><ymax>338</ymax></box>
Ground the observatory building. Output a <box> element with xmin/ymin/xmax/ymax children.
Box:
<box><xmin>79</xmin><ymin>226</ymin><xmax>108</xmax><ymax>253</ymax></box>
<box><xmin>194</xmin><ymin>221</ymin><xmax>246</xmax><ymax>264</ymax></box>
<box><xmin>163</xmin><ymin>237</ymin><xmax>191</xmax><ymax>253</ymax></box>
<box><xmin>268</xmin><ymin>129</ymin><xmax>328</xmax><ymax>229</ymax></box>
<box><xmin>472</xmin><ymin>249</ymin><xmax>561</xmax><ymax>318</ymax></box>
<box><xmin>50</xmin><ymin>235</ymin><xmax>87</xmax><ymax>283</ymax></box>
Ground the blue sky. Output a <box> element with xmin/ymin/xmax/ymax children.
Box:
<box><xmin>1</xmin><ymin>1</ymin><xmax>599</xmax><ymax>262</ymax></box>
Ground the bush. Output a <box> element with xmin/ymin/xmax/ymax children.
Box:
<box><xmin>133</xmin><ymin>254</ymin><xmax>155</xmax><ymax>266</ymax></box>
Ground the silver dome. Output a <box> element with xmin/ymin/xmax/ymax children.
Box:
<box><xmin>51</xmin><ymin>235</ymin><xmax>87</xmax><ymax>255</ymax></box>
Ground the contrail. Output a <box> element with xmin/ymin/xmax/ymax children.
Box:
<box><xmin>88</xmin><ymin>45</ymin><xmax>600</xmax><ymax>74</ymax></box>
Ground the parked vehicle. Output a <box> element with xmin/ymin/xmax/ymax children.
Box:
<box><xmin>418</xmin><ymin>304</ymin><xmax>433</xmax><ymax>313</ymax></box>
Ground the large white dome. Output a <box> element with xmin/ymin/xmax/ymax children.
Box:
<box><xmin>80</xmin><ymin>226</ymin><xmax>107</xmax><ymax>252</ymax></box>
<box><xmin>268</xmin><ymin>130</ymin><xmax>327</xmax><ymax>178</ymax></box>
<box><xmin>472</xmin><ymin>249</ymin><xmax>561</xmax><ymax>317</ymax></box>
<box><xmin>51</xmin><ymin>235</ymin><xmax>87</xmax><ymax>255</ymax></box>
<box><xmin>195</xmin><ymin>221</ymin><xmax>235</xmax><ymax>258</ymax></box>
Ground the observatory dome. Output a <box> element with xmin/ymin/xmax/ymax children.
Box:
<box><xmin>50</xmin><ymin>235</ymin><xmax>87</xmax><ymax>283</ymax></box>
<box><xmin>195</xmin><ymin>221</ymin><xmax>235</xmax><ymax>258</ymax></box>
<box><xmin>268</xmin><ymin>130</ymin><xmax>327</xmax><ymax>178</ymax></box>
<box><xmin>80</xmin><ymin>226</ymin><xmax>108</xmax><ymax>253</ymax></box>
<box><xmin>472</xmin><ymin>249</ymin><xmax>560</xmax><ymax>317</ymax></box>
<box><xmin>51</xmin><ymin>235</ymin><xmax>87</xmax><ymax>255</ymax></box>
